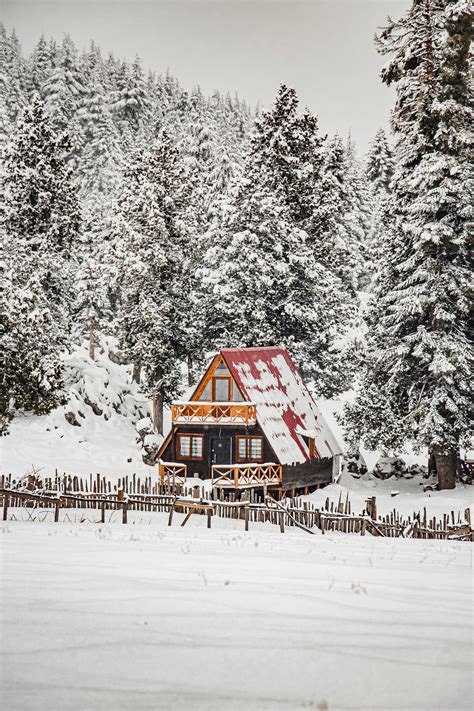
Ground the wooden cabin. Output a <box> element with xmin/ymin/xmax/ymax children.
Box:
<box><xmin>155</xmin><ymin>347</ymin><xmax>342</xmax><ymax>495</ymax></box>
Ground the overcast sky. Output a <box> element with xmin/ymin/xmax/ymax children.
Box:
<box><xmin>3</xmin><ymin>0</ymin><xmax>410</xmax><ymax>152</ymax></box>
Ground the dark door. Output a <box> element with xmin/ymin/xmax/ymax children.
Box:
<box><xmin>211</xmin><ymin>437</ymin><xmax>232</xmax><ymax>465</ymax></box>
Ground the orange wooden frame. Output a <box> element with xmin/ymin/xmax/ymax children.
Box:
<box><xmin>235</xmin><ymin>435</ymin><xmax>264</xmax><ymax>463</ymax></box>
<box><xmin>172</xmin><ymin>402</ymin><xmax>256</xmax><ymax>426</ymax></box>
<box><xmin>212</xmin><ymin>463</ymin><xmax>282</xmax><ymax>488</ymax></box>
<box><xmin>176</xmin><ymin>433</ymin><xmax>205</xmax><ymax>460</ymax></box>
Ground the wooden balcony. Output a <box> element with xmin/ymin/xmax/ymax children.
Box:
<box><xmin>158</xmin><ymin>461</ymin><xmax>187</xmax><ymax>485</ymax></box>
<box><xmin>171</xmin><ymin>401</ymin><xmax>257</xmax><ymax>426</ymax></box>
<box><xmin>211</xmin><ymin>463</ymin><xmax>282</xmax><ymax>489</ymax></box>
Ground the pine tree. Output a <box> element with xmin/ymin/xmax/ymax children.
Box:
<box><xmin>1</xmin><ymin>96</ymin><xmax>80</xmax><ymax>428</ymax></box>
<box><xmin>109</xmin><ymin>56</ymin><xmax>150</xmax><ymax>137</ymax></box>
<box><xmin>201</xmin><ymin>145</ymin><xmax>351</xmax><ymax>396</ymax></box>
<box><xmin>78</xmin><ymin>73</ymin><xmax>122</xmax><ymax>204</ymax></box>
<box><xmin>42</xmin><ymin>34</ymin><xmax>85</xmax><ymax>167</ymax></box>
<box><xmin>29</xmin><ymin>34</ymin><xmax>52</xmax><ymax>100</ymax></box>
<box><xmin>112</xmin><ymin>137</ymin><xmax>188</xmax><ymax>422</ymax></box>
<box><xmin>1</xmin><ymin>25</ymin><xmax>27</xmax><ymax>122</ymax></box>
<box><xmin>317</xmin><ymin>134</ymin><xmax>362</xmax><ymax>296</ymax></box>
<box><xmin>365</xmin><ymin>128</ymin><xmax>394</xmax><ymax>271</ymax></box>
<box><xmin>345</xmin><ymin>0</ymin><xmax>472</xmax><ymax>489</ymax></box>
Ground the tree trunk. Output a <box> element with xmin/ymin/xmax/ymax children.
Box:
<box><xmin>187</xmin><ymin>354</ymin><xmax>193</xmax><ymax>387</ymax></box>
<box><xmin>132</xmin><ymin>361</ymin><xmax>141</xmax><ymax>384</ymax></box>
<box><xmin>152</xmin><ymin>387</ymin><xmax>164</xmax><ymax>435</ymax></box>
<box><xmin>431</xmin><ymin>444</ymin><xmax>457</xmax><ymax>490</ymax></box>
<box><xmin>88</xmin><ymin>320</ymin><xmax>95</xmax><ymax>361</ymax></box>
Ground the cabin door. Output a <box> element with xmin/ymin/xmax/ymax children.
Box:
<box><xmin>211</xmin><ymin>437</ymin><xmax>232</xmax><ymax>466</ymax></box>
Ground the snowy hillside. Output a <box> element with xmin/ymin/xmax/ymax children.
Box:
<box><xmin>2</xmin><ymin>336</ymin><xmax>156</xmax><ymax>480</ymax></box>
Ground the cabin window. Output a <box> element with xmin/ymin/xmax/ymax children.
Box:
<box><xmin>235</xmin><ymin>436</ymin><xmax>264</xmax><ymax>462</ymax></box>
<box><xmin>177</xmin><ymin>434</ymin><xmax>204</xmax><ymax>460</ymax></box>
<box><xmin>232</xmin><ymin>383</ymin><xmax>244</xmax><ymax>402</ymax></box>
<box><xmin>198</xmin><ymin>382</ymin><xmax>211</xmax><ymax>401</ymax></box>
<box><xmin>212</xmin><ymin>376</ymin><xmax>231</xmax><ymax>402</ymax></box>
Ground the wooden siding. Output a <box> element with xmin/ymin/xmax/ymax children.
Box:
<box><xmin>281</xmin><ymin>458</ymin><xmax>333</xmax><ymax>491</ymax></box>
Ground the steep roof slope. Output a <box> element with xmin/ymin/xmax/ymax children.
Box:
<box><xmin>221</xmin><ymin>347</ymin><xmax>342</xmax><ymax>464</ymax></box>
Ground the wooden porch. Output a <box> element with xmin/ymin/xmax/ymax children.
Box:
<box><xmin>211</xmin><ymin>463</ymin><xmax>282</xmax><ymax>489</ymax></box>
<box><xmin>171</xmin><ymin>401</ymin><xmax>257</xmax><ymax>426</ymax></box>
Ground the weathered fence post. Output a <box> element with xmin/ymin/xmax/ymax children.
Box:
<box><xmin>3</xmin><ymin>494</ymin><xmax>9</xmax><ymax>521</ymax></box>
<box><xmin>244</xmin><ymin>506</ymin><xmax>249</xmax><ymax>531</ymax></box>
<box><xmin>122</xmin><ymin>500</ymin><xmax>128</xmax><ymax>524</ymax></box>
<box><xmin>54</xmin><ymin>500</ymin><xmax>60</xmax><ymax>523</ymax></box>
<box><xmin>101</xmin><ymin>501</ymin><xmax>106</xmax><ymax>524</ymax></box>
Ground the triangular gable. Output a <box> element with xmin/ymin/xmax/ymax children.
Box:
<box><xmin>155</xmin><ymin>353</ymin><xmax>247</xmax><ymax>460</ymax></box>
<box><xmin>221</xmin><ymin>347</ymin><xmax>341</xmax><ymax>465</ymax></box>
<box><xmin>190</xmin><ymin>353</ymin><xmax>246</xmax><ymax>403</ymax></box>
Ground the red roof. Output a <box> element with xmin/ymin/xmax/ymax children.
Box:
<box><xmin>221</xmin><ymin>347</ymin><xmax>341</xmax><ymax>465</ymax></box>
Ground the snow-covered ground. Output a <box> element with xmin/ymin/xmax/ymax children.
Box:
<box><xmin>1</xmin><ymin>511</ymin><xmax>472</xmax><ymax>710</ymax></box>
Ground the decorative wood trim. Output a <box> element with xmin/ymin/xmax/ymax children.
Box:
<box><xmin>212</xmin><ymin>463</ymin><xmax>282</xmax><ymax>488</ymax></box>
<box><xmin>235</xmin><ymin>435</ymin><xmax>264</xmax><ymax>463</ymax></box>
<box><xmin>171</xmin><ymin>402</ymin><xmax>257</xmax><ymax>426</ymax></box>
<box><xmin>176</xmin><ymin>433</ymin><xmax>205</xmax><ymax>461</ymax></box>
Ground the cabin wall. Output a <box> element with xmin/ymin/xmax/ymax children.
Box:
<box><xmin>160</xmin><ymin>423</ymin><xmax>278</xmax><ymax>479</ymax></box>
<box><xmin>281</xmin><ymin>457</ymin><xmax>333</xmax><ymax>491</ymax></box>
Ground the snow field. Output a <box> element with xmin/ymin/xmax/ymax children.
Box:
<box><xmin>1</xmin><ymin>510</ymin><xmax>472</xmax><ymax>710</ymax></box>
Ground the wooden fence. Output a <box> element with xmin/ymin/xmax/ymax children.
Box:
<box><xmin>0</xmin><ymin>473</ymin><xmax>472</xmax><ymax>541</ymax></box>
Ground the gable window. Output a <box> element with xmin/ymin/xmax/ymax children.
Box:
<box><xmin>177</xmin><ymin>434</ymin><xmax>204</xmax><ymax>460</ymax></box>
<box><xmin>212</xmin><ymin>376</ymin><xmax>231</xmax><ymax>402</ymax></box>
<box><xmin>235</xmin><ymin>436</ymin><xmax>264</xmax><ymax>462</ymax></box>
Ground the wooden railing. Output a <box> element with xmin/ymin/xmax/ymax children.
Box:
<box><xmin>158</xmin><ymin>461</ymin><xmax>187</xmax><ymax>485</ymax></box>
<box><xmin>171</xmin><ymin>401</ymin><xmax>257</xmax><ymax>426</ymax></box>
<box><xmin>211</xmin><ymin>463</ymin><xmax>282</xmax><ymax>488</ymax></box>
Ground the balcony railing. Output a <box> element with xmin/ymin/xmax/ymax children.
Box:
<box><xmin>211</xmin><ymin>463</ymin><xmax>282</xmax><ymax>488</ymax></box>
<box><xmin>158</xmin><ymin>461</ymin><xmax>187</xmax><ymax>485</ymax></box>
<box><xmin>171</xmin><ymin>401</ymin><xmax>257</xmax><ymax>426</ymax></box>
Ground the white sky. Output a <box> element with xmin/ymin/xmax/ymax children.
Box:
<box><xmin>3</xmin><ymin>0</ymin><xmax>410</xmax><ymax>153</ymax></box>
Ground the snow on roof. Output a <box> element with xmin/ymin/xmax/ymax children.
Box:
<box><xmin>221</xmin><ymin>347</ymin><xmax>342</xmax><ymax>464</ymax></box>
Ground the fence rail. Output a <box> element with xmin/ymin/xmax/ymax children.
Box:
<box><xmin>0</xmin><ymin>473</ymin><xmax>472</xmax><ymax>541</ymax></box>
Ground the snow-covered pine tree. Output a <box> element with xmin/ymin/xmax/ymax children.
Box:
<box><xmin>318</xmin><ymin>134</ymin><xmax>364</xmax><ymax>296</ymax></box>
<box><xmin>42</xmin><ymin>34</ymin><xmax>85</xmax><ymax>168</ymax></box>
<box><xmin>1</xmin><ymin>25</ymin><xmax>27</xmax><ymax>122</ymax></box>
<box><xmin>28</xmin><ymin>34</ymin><xmax>52</xmax><ymax>100</ymax></box>
<box><xmin>1</xmin><ymin>95</ymin><xmax>80</xmax><ymax>429</ymax></box>
<box><xmin>112</xmin><ymin>136</ymin><xmax>189</xmax><ymax>427</ymax></box>
<box><xmin>200</xmin><ymin>143</ymin><xmax>351</xmax><ymax>396</ymax></box>
<box><xmin>1</xmin><ymin>265</ymin><xmax>66</xmax><ymax>432</ymax></box>
<box><xmin>109</xmin><ymin>56</ymin><xmax>150</xmax><ymax>140</ymax></box>
<box><xmin>238</xmin><ymin>85</ymin><xmax>355</xmax><ymax>391</ymax></box>
<box><xmin>366</xmin><ymin>128</ymin><xmax>394</xmax><ymax>194</ymax></box>
<box><xmin>344</xmin><ymin>142</ymin><xmax>373</xmax><ymax>289</ymax></box>
<box><xmin>345</xmin><ymin>0</ymin><xmax>472</xmax><ymax>489</ymax></box>
<box><xmin>365</xmin><ymin>128</ymin><xmax>394</xmax><ymax>272</ymax></box>
<box><xmin>78</xmin><ymin>72</ymin><xmax>122</xmax><ymax>206</ymax></box>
